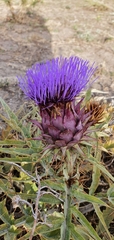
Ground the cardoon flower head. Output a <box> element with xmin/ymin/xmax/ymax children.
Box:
<box><xmin>18</xmin><ymin>56</ymin><xmax>98</xmax><ymax>147</ymax></box>
<box><xmin>18</xmin><ymin>56</ymin><xmax>96</xmax><ymax>107</ymax></box>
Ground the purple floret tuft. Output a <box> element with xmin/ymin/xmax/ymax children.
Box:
<box><xmin>18</xmin><ymin>56</ymin><xmax>97</xmax><ymax>106</ymax></box>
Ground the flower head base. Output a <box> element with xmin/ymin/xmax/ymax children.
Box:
<box><xmin>38</xmin><ymin>101</ymin><xmax>93</xmax><ymax>147</ymax></box>
<box><xmin>18</xmin><ymin>56</ymin><xmax>98</xmax><ymax>148</ymax></box>
<box><xmin>18</xmin><ymin>56</ymin><xmax>97</xmax><ymax>108</ymax></box>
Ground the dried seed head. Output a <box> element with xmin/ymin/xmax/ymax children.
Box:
<box><xmin>85</xmin><ymin>101</ymin><xmax>105</xmax><ymax>124</ymax></box>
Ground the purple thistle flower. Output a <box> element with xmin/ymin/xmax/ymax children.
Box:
<box><xmin>18</xmin><ymin>56</ymin><xmax>97</xmax><ymax>107</ymax></box>
<box><xmin>18</xmin><ymin>56</ymin><xmax>98</xmax><ymax>148</ymax></box>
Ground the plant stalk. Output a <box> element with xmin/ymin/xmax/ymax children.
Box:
<box><xmin>61</xmin><ymin>159</ymin><xmax>72</xmax><ymax>240</ymax></box>
<box><xmin>61</xmin><ymin>180</ymin><xmax>71</xmax><ymax>240</ymax></box>
<box><xmin>65</xmin><ymin>182</ymin><xmax>71</xmax><ymax>240</ymax></box>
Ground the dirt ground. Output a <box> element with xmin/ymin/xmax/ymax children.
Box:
<box><xmin>0</xmin><ymin>0</ymin><xmax>114</xmax><ymax>112</ymax></box>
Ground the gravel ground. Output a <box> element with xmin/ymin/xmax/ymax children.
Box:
<box><xmin>0</xmin><ymin>0</ymin><xmax>114</xmax><ymax>113</ymax></box>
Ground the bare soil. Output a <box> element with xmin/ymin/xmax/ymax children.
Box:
<box><xmin>0</xmin><ymin>0</ymin><xmax>114</xmax><ymax>111</ymax></box>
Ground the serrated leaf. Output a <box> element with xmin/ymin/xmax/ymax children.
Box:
<box><xmin>96</xmin><ymin>207</ymin><xmax>114</xmax><ymax>235</ymax></box>
<box><xmin>9</xmin><ymin>224</ymin><xmax>19</xmax><ymax>234</ymax></box>
<box><xmin>72</xmin><ymin>189</ymin><xmax>108</xmax><ymax>206</ymax></box>
<box><xmin>40</xmin><ymin>193</ymin><xmax>60</xmax><ymax>204</ymax></box>
<box><xmin>0</xmin><ymin>147</ymin><xmax>34</xmax><ymax>156</ymax></box>
<box><xmin>0</xmin><ymin>201</ymin><xmax>13</xmax><ymax>225</ymax></box>
<box><xmin>94</xmin><ymin>204</ymin><xmax>112</xmax><ymax>239</ymax></box>
<box><xmin>42</xmin><ymin>179</ymin><xmax>64</xmax><ymax>191</ymax></box>
<box><xmin>5</xmin><ymin>233</ymin><xmax>20</xmax><ymax>240</ymax></box>
<box><xmin>4</xmin><ymin>233</ymin><xmax>16</xmax><ymax>240</ymax></box>
<box><xmin>22</xmin><ymin>224</ymin><xmax>59</xmax><ymax>240</ymax></box>
<box><xmin>103</xmin><ymin>140</ymin><xmax>114</xmax><ymax>152</ymax></box>
<box><xmin>0</xmin><ymin>223</ymin><xmax>9</xmax><ymax>237</ymax></box>
<box><xmin>107</xmin><ymin>184</ymin><xmax>114</xmax><ymax>204</ymax></box>
<box><xmin>47</xmin><ymin>212</ymin><xmax>64</xmax><ymax>227</ymax></box>
<box><xmin>0</xmin><ymin>215</ymin><xmax>27</xmax><ymax>238</ymax></box>
<box><xmin>0</xmin><ymin>98</ymin><xmax>34</xmax><ymax>139</ymax></box>
<box><xmin>0</xmin><ymin>179</ymin><xmax>10</xmax><ymax>192</ymax></box>
<box><xmin>70</xmin><ymin>223</ymin><xmax>85</xmax><ymax>240</ymax></box>
<box><xmin>0</xmin><ymin>140</ymin><xmax>26</xmax><ymax>146</ymax></box>
<box><xmin>96</xmin><ymin>132</ymin><xmax>109</xmax><ymax>137</ymax></box>
<box><xmin>16</xmin><ymin>193</ymin><xmax>37</xmax><ymax>200</ymax></box>
<box><xmin>0</xmin><ymin>157</ymin><xmax>33</xmax><ymax>163</ymax></box>
<box><xmin>71</xmin><ymin>206</ymin><xmax>102</xmax><ymax>240</ymax></box>
<box><xmin>25</xmin><ymin>216</ymin><xmax>34</xmax><ymax>227</ymax></box>
<box><xmin>43</xmin><ymin>229</ymin><xmax>60</xmax><ymax>239</ymax></box>
<box><xmin>71</xmin><ymin>224</ymin><xmax>93</xmax><ymax>240</ymax></box>
<box><xmin>0</xmin><ymin>113</ymin><xmax>20</xmax><ymax>131</ymax></box>
<box><xmin>74</xmin><ymin>144</ymin><xmax>84</xmax><ymax>156</ymax></box>
<box><xmin>89</xmin><ymin>165</ymin><xmax>101</xmax><ymax>195</ymax></box>
<box><xmin>88</xmin><ymin>155</ymin><xmax>114</xmax><ymax>182</ymax></box>
<box><xmin>0</xmin><ymin>97</ymin><xmax>18</xmax><ymax>121</ymax></box>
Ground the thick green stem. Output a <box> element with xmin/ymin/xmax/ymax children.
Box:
<box><xmin>61</xmin><ymin>180</ymin><xmax>71</xmax><ymax>240</ymax></box>
<box><xmin>60</xmin><ymin>153</ymin><xmax>72</xmax><ymax>240</ymax></box>
<box><xmin>60</xmin><ymin>149</ymin><xmax>78</xmax><ymax>240</ymax></box>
